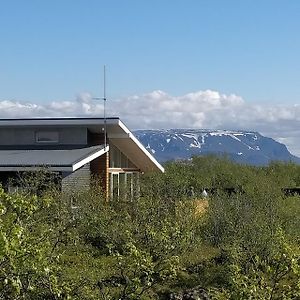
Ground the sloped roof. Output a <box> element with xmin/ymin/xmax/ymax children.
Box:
<box><xmin>0</xmin><ymin>118</ymin><xmax>164</xmax><ymax>173</ymax></box>
<box><xmin>109</xmin><ymin>120</ymin><xmax>164</xmax><ymax>173</ymax></box>
<box><xmin>0</xmin><ymin>145</ymin><xmax>108</xmax><ymax>172</ymax></box>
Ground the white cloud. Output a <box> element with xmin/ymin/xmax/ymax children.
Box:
<box><xmin>0</xmin><ymin>90</ymin><xmax>300</xmax><ymax>157</ymax></box>
<box><xmin>110</xmin><ymin>91</ymin><xmax>300</xmax><ymax>156</ymax></box>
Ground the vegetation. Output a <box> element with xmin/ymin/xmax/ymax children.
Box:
<box><xmin>0</xmin><ymin>156</ymin><xmax>300</xmax><ymax>299</ymax></box>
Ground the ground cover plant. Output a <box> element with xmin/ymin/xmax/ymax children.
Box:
<box><xmin>0</xmin><ymin>156</ymin><xmax>299</xmax><ymax>299</ymax></box>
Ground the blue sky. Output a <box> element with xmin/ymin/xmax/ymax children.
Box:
<box><xmin>0</xmin><ymin>1</ymin><xmax>300</xmax><ymax>156</ymax></box>
<box><xmin>1</xmin><ymin>0</ymin><xmax>300</xmax><ymax>103</ymax></box>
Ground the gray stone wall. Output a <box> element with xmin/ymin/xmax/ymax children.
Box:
<box><xmin>61</xmin><ymin>163</ymin><xmax>90</xmax><ymax>194</ymax></box>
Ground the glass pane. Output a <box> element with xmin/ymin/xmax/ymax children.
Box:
<box><xmin>132</xmin><ymin>173</ymin><xmax>140</xmax><ymax>200</ymax></box>
<box><xmin>119</xmin><ymin>173</ymin><xmax>126</xmax><ymax>200</ymax></box>
<box><xmin>111</xmin><ymin>173</ymin><xmax>119</xmax><ymax>200</ymax></box>
<box><xmin>126</xmin><ymin>173</ymin><xmax>133</xmax><ymax>201</ymax></box>
<box><xmin>109</xmin><ymin>144</ymin><xmax>138</xmax><ymax>169</ymax></box>
<box><xmin>36</xmin><ymin>131</ymin><xmax>59</xmax><ymax>143</ymax></box>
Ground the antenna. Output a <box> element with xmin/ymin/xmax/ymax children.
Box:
<box><xmin>103</xmin><ymin>65</ymin><xmax>107</xmax><ymax>148</ymax></box>
<box><xmin>93</xmin><ymin>65</ymin><xmax>107</xmax><ymax>148</ymax></box>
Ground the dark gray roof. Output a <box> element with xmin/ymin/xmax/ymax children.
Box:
<box><xmin>0</xmin><ymin>118</ymin><xmax>164</xmax><ymax>173</ymax></box>
<box><xmin>0</xmin><ymin>145</ymin><xmax>106</xmax><ymax>171</ymax></box>
<box><xmin>0</xmin><ymin>118</ymin><xmax>119</xmax><ymax>127</ymax></box>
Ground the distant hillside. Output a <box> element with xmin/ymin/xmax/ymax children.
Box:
<box><xmin>134</xmin><ymin>129</ymin><xmax>300</xmax><ymax>165</ymax></box>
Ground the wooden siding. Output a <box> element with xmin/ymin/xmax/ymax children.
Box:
<box><xmin>88</xmin><ymin>131</ymin><xmax>109</xmax><ymax>198</ymax></box>
<box><xmin>87</xmin><ymin>131</ymin><xmax>105</xmax><ymax>146</ymax></box>
<box><xmin>90</xmin><ymin>152</ymin><xmax>109</xmax><ymax>199</ymax></box>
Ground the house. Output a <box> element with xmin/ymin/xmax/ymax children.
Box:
<box><xmin>0</xmin><ymin>118</ymin><xmax>164</xmax><ymax>199</ymax></box>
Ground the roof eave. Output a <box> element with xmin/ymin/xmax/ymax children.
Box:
<box><xmin>117</xmin><ymin>120</ymin><xmax>165</xmax><ymax>173</ymax></box>
<box><xmin>0</xmin><ymin>145</ymin><xmax>109</xmax><ymax>173</ymax></box>
<box><xmin>72</xmin><ymin>145</ymin><xmax>109</xmax><ymax>171</ymax></box>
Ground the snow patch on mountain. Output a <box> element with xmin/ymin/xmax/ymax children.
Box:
<box><xmin>134</xmin><ymin>129</ymin><xmax>300</xmax><ymax>165</ymax></box>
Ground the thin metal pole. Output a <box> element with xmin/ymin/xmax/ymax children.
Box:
<box><xmin>92</xmin><ymin>66</ymin><xmax>107</xmax><ymax>148</ymax></box>
<box><xmin>103</xmin><ymin>65</ymin><xmax>107</xmax><ymax>148</ymax></box>
<box><xmin>91</xmin><ymin>66</ymin><xmax>109</xmax><ymax>201</ymax></box>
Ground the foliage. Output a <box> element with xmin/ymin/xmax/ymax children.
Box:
<box><xmin>0</xmin><ymin>156</ymin><xmax>300</xmax><ymax>299</ymax></box>
<box><xmin>210</xmin><ymin>229</ymin><xmax>300</xmax><ymax>299</ymax></box>
<box><xmin>64</xmin><ymin>192</ymin><xmax>202</xmax><ymax>299</ymax></box>
<box><xmin>0</xmin><ymin>186</ymin><xmax>70</xmax><ymax>299</ymax></box>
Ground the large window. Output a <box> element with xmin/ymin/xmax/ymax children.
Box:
<box><xmin>109</xmin><ymin>144</ymin><xmax>137</xmax><ymax>168</ymax></box>
<box><xmin>109</xmin><ymin>143</ymin><xmax>140</xmax><ymax>201</ymax></box>
<box><xmin>110</xmin><ymin>172</ymin><xmax>140</xmax><ymax>201</ymax></box>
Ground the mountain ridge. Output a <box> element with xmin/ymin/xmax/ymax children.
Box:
<box><xmin>134</xmin><ymin>129</ymin><xmax>300</xmax><ymax>166</ymax></box>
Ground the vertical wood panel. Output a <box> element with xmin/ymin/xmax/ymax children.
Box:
<box><xmin>88</xmin><ymin>130</ymin><xmax>109</xmax><ymax>199</ymax></box>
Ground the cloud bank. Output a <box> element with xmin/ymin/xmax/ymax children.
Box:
<box><xmin>1</xmin><ymin>90</ymin><xmax>300</xmax><ymax>157</ymax></box>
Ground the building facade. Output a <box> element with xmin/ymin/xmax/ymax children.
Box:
<box><xmin>0</xmin><ymin>118</ymin><xmax>164</xmax><ymax>199</ymax></box>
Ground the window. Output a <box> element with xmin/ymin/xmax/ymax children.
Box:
<box><xmin>35</xmin><ymin>131</ymin><xmax>59</xmax><ymax>143</ymax></box>
<box><xmin>110</xmin><ymin>171</ymin><xmax>140</xmax><ymax>201</ymax></box>
<box><xmin>109</xmin><ymin>144</ymin><xmax>137</xmax><ymax>168</ymax></box>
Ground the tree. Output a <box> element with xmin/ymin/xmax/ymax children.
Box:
<box><xmin>0</xmin><ymin>187</ymin><xmax>70</xmax><ymax>299</ymax></box>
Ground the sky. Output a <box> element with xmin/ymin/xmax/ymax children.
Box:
<box><xmin>0</xmin><ymin>1</ymin><xmax>300</xmax><ymax>156</ymax></box>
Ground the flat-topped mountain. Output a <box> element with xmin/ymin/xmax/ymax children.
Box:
<box><xmin>134</xmin><ymin>129</ymin><xmax>300</xmax><ymax>165</ymax></box>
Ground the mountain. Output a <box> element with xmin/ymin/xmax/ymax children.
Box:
<box><xmin>134</xmin><ymin>129</ymin><xmax>300</xmax><ymax>165</ymax></box>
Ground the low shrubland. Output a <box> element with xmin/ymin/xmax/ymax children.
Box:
<box><xmin>0</xmin><ymin>156</ymin><xmax>299</xmax><ymax>299</ymax></box>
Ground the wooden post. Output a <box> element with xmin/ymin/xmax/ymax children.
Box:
<box><xmin>105</xmin><ymin>151</ymin><xmax>109</xmax><ymax>201</ymax></box>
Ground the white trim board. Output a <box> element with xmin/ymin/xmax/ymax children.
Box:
<box><xmin>72</xmin><ymin>146</ymin><xmax>109</xmax><ymax>171</ymax></box>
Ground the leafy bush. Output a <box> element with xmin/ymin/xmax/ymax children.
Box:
<box><xmin>0</xmin><ymin>187</ymin><xmax>70</xmax><ymax>299</ymax></box>
<box><xmin>1</xmin><ymin>157</ymin><xmax>300</xmax><ymax>299</ymax></box>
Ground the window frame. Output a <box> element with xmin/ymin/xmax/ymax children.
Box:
<box><xmin>35</xmin><ymin>131</ymin><xmax>59</xmax><ymax>144</ymax></box>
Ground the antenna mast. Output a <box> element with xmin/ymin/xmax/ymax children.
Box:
<box><xmin>103</xmin><ymin>65</ymin><xmax>107</xmax><ymax>148</ymax></box>
<box><xmin>93</xmin><ymin>65</ymin><xmax>107</xmax><ymax>148</ymax></box>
